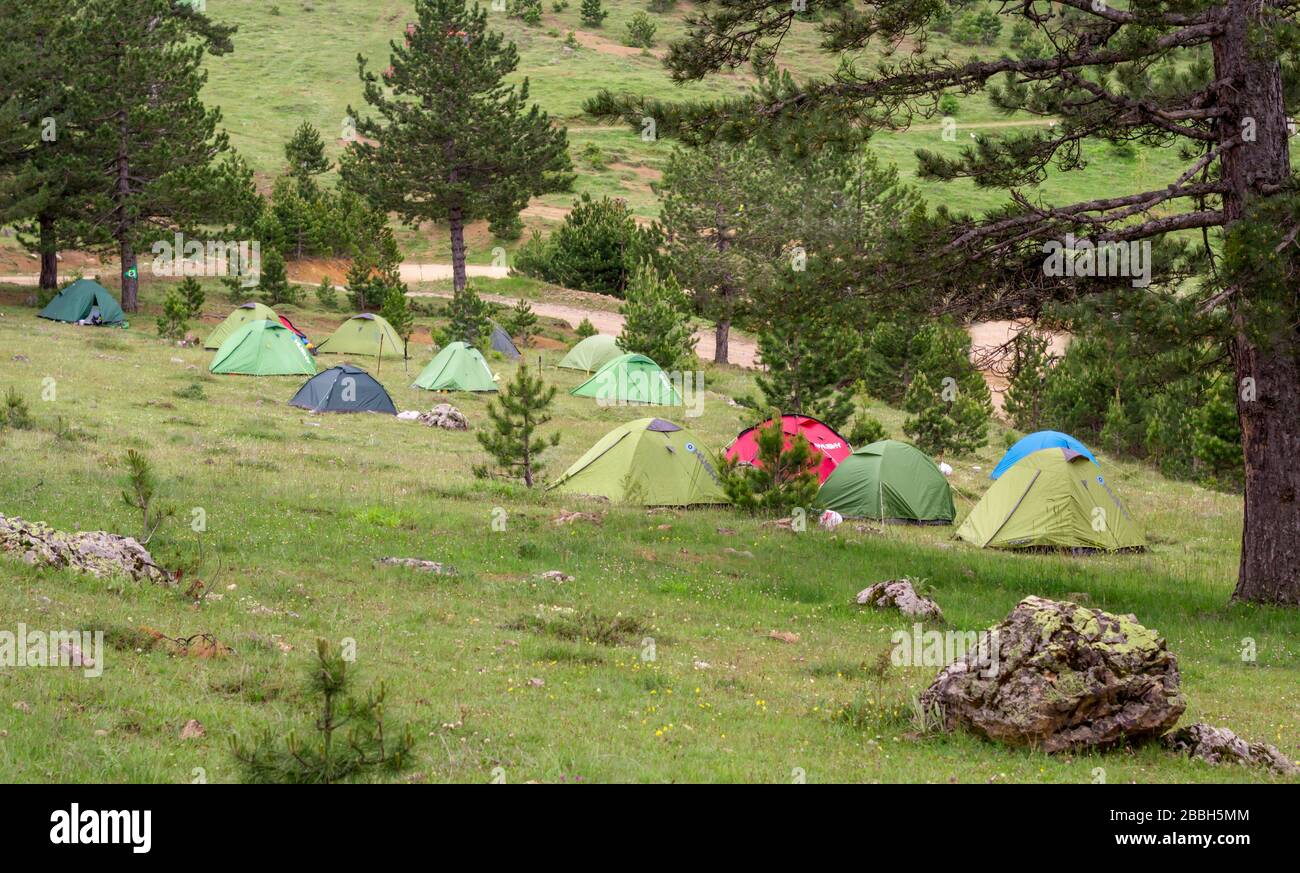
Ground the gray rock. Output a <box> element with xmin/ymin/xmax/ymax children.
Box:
<box><xmin>855</xmin><ymin>578</ymin><xmax>943</xmax><ymax>620</ymax></box>
<box><xmin>0</xmin><ymin>514</ymin><xmax>172</xmax><ymax>584</ymax></box>
<box><xmin>378</xmin><ymin>556</ymin><xmax>456</xmax><ymax>575</ymax></box>
<box><xmin>919</xmin><ymin>596</ymin><xmax>1185</xmax><ymax>753</ymax></box>
<box><xmin>418</xmin><ymin>403</ymin><xmax>468</xmax><ymax>430</ymax></box>
<box><xmin>1164</xmin><ymin>723</ymin><xmax>1298</xmax><ymax>776</ymax></box>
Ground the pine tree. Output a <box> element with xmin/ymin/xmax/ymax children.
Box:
<box><xmin>259</xmin><ymin>250</ymin><xmax>296</xmax><ymax>307</ymax></box>
<box><xmin>346</xmin><ymin>226</ymin><xmax>402</xmax><ymax>311</ymax></box>
<box><xmin>720</xmin><ymin>414</ymin><xmax>819</xmax><ymax>514</ymax></box>
<box><xmin>231</xmin><ymin>639</ymin><xmax>416</xmax><ymax>784</ymax></box>
<box><xmin>156</xmin><ymin>290</ymin><xmax>191</xmax><ymax>341</ymax></box>
<box><xmin>444</xmin><ymin>283</ymin><xmax>493</xmax><ymax>349</ymax></box>
<box><xmin>342</xmin><ymin>0</ymin><xmax>572</xmax><ymax>294</ymax></box>
<box><xmin>379</xmin><ymin>284</ymin><xmax>414</xmax><ymax>357</ymax></box>
<box><xmin>475</xmin><ymin>364</ymin><xmax>560</xmax><ymax>487</ymax></box>
<box><xmin>505</xmin><ymin>297</ymin><xmax>539</xmax><ymax>348</ymax></box>
<box><xmin>617</xmin><ymin>262</ymin><xmax>697</xmax><ymax>371</ymax></box>
<box><xmin>575</xmin><ymin>317</ymin><xmax>598</xmax><ymax>339</ymax></box>
<box><xmin>1002</xmin><ymin>329</ymin><xmax>1052</xmax><ymax>433</ymax></box>
<box><xmin>524</xmin><ymin>194</ymin><xmax>659</xmax><ymax>297</ymax></box>
<box><xmin>284</xmin><ymin>121</ymin><xmax>331</xmax><ymax>194</ymax></box>
<box><xmin>316</xmin><ymin>276</ymin><xmax>338</xmax><ymax>310</ymax></box>
<box><xmin>178</xmin><ymin>276</ymin><xmax>205</xmax><ymax>320</ymax></box>
<box><xmin>70</xmin><ymin>0</ymin><xmax>236</xmax><ymax>312</ymax></box>
<box><xmin>901</xmin><ymin>321</ymin><xmax>992</xmax><ymax>456</ymax></box>
<box><xmin>580</xmin><ymin>0</ymin><xmax>608</xmax><ymax>27</ymax></box>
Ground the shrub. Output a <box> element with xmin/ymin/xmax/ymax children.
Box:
<box><xmin>624</xmin><ymin>11</ymin><xmax>657</xmax><ymax>48</ymax></box>
<box><xmin>720</xmin><ymin>415</ymin><xmax>820</xmax><ymax>514</ymax></box>
<box><xmin>617</xmin><ymin>261</ymin><xmax>697</xmax><ymax>371</ymax></box>
<box><xmin>156</xmin><ymin>289</ymin><xmax>192</xmax><ymax>340</ymax></box>
<box><xmin>575</xmin><ymin>317</ymin><xmax>598</xmax><ymax>338</ymax></box>
<box><xmin>580</xmin><ymin>0</ymin><xmax>607</xmax><ymax>26</ymax></box>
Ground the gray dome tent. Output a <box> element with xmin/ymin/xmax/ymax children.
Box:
<box><xmin>289</xmin><ymin>365</ymin><xmax>396</xmax><ymax>414</ymax></box>
<box><xmin>488</xmin><ymin>320</ymin><xmax>521</xmax><ymax>360</ymax></box>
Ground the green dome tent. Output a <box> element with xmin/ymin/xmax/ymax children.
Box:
<box><xmin>956</xmin><ymin>447</ymin><xmax>1146</xmax><ymax>551</ymax></box>
<box><xmin>316</xmin><ymin>313</ymin><xmax>407</xmax><ymax>359</ymax></box>
<box><xmin>558</xmin><ymin>334</ymin><xmax>621</xmax><ymax>373</ymax></box>
<box><xmin>37</xmin><ymin>279</ymin><xmax>125</xmax><ymax>326</ymax></box>
<box><xmin>570</xmin><ymin>353</ymin><xmax>682</xmax><ymax>406</ymax></box>
<box><xmin>210</xmin><ymin>320</ymin><xmax>316</xmax><ymax>376</ymax></box>
<box><xmin>816</xmin><ymin>439</ymin><xmax>955</xmax><ymax>523</ymax></box>
<box><xmin>205</xmin><ymin>302</ymin><xmax>280</xmax><ymax>349</ymax></box>
<box><xmin>412</xmin><ymin>341</ymin><xmax>497</xmax><ymax>392</ymax></box>
<box><xmin>549</xmin><ymin>418</ymin><xmax>728</xmax><ymax>506</ymax></box>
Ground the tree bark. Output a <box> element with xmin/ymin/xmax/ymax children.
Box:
<box><xmin>449</xmin><ymin>203</ymin><xmax>467</xmax><ymax>295</ymax></box>
<box><xmin>714</xmin><ymin>317</ymin><xmax>730</xmax><ymax>364</ymax></box>
<box><xmin>115</xmin><ymin>107</ymin><xmax>138</xmax><ymax>312</ymax></box>
<box><xmin>1214</xmin><ymin>0</ymin><xmax>1299</xmax><ymax>605</ymax></box>
<box><xmin>38</xmin><ymin>212</ymin><xmax>58</xmax><ymax>290</ymax></box>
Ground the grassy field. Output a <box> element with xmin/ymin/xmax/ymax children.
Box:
<box><xmin>193</xmin><ymin>0</ymin><xmax>1207</xmax><ymax>263</ymax></box>
<box><xmin>0</xmin><ymin>280</ymin><xmax>1296</xmax><ymax>783</ymax></box>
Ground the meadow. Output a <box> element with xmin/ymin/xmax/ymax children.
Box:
<box><xmin>0</xmin><ymin>280</ymin><xmax>1296</xmax><ymax>783</ymax></box>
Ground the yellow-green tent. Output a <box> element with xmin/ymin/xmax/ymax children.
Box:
<box><xmin>956</xmin><ymin>448</ymin><xmax>1145</xmax><ymax>551</ymax></box>
<box><xmin>549</xmin><ymin>418</ymin><xmax>727</xmax><ymax>506</ymax></box>
<box><xmin>205</xmin><ymin>302</ymin><xmax>279</xmax><ymax>350</ymax></box>
<box><xmin>317</xmin><ymin>313</ymin><xmax>407</xmax><ymax>359</ymax></box>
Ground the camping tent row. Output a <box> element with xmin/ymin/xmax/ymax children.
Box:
<box><xmin>38</xmin><ymin>279</ymin><xmax>126</xmax><ymax>326</ymax></box>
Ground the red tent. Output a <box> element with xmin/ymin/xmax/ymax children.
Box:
<box><xmin>725</xmin><ymin>415</ymin><xmax>852</xmax><ymax>484</ymax></box>
<box><xmin>278</xmin><ymin>315</ymin><xmax>311</xmax><ymax>347</ymax></box>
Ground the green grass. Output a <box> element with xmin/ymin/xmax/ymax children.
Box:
<box><xmin>0</xmin><ymin>282</ymin><xmax>1296</xmax><ymax>783</ymax></box>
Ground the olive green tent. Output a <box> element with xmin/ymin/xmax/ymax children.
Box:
<box><xmin>956</xmin><ymin>448</ymin><xmax>1146</xmax><ymax>551</ymax></box>
<box><xmin>316</xmin><ymin>313</ymin><xmax>407</xmax><ymax>359</ymax></box>
<box><xmin>558</xmin><ymin>334</ymin><xmax>622</xmax><ymax>373</ymax></box>
<box><xmin>411</xmin><ymin>341</ymin><xmax>497</xmax><ymax>392</ymax></box>
<box><xmin>549</xmin><ymin>418</ymin><xmax>728</xmax><ymax>506</ymax></box>
<box><xmin>205</xmin><ymin>302</ymin><xmax>279</xmax><ymax>349</ymax></box>
<box><xmin>816</xmin><ymin>439</ymin><xmax>955</xmax><ymax>523</ymax></box>
<box><xmin>209</xmin><ymin>320</ymin><xmax>317</xmax><ymax>376</ymax></box>
<box><xmin>37</xmin><ymin>279</ymin><xmax>126</xmax><ymax>325</ymax></box>
<box><xmin>570</xmin><ymin>353</ymin><xmax>683</xmax><ymax>405</ymax></box>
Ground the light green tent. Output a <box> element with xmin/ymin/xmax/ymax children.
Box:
<box><xmin>210</xmin><ymin>320</ymin><xmax>316</xmax><ymax>376</ymax></box>
<box><xmin>205</xmin><ymin>302</ymin><xmax>279</xmax><ymax>350</ymax></box>
<box><xmin>412</xmin><ymin>341</ymin><xmax>497</xmax><ymax>392</ymax></box>
<box><xmin>570</xmin><ymin>353</ymin><xmax>682</xmax><ymax>405</ymax></box>
<box><xmin>558</xmin><ymin>334</ymin><xmax>622</xmax><ymax>373</ymax></box>
<box><xmin>37</xmin><ymin>279</ymin><xmax>126</xmax><ymax>325</ymax></box>
<box><xmin>957</xmin><ymin>447</ymin><xmax>1146</xmax><ymax>551</ymax></box>
<box><xmin>817</xmin><ymin>439</ymin><xmax>955</xmax><ymax>523</ymax></box>
<box><xmin>316</xmin><ymin>313</ymin><xmax>407</xmax><ymax>359</ymax></box>
<box><xmin>549</xmin><ymin>418</ymin><xmax>728</xmax><ymax>506</ymax></box>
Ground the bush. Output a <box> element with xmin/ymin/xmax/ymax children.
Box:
<box><xmin>580</xmin><ymin>0</ymin><xmax>607</xmax><ymax>26</ymax></box>
<box><xmin>624</xmin><ymin>11</ymin><xmax>657</xmax><ymax>48</ymax></box>
<box><xmin>1</xmin><ymin>387</ymin><xmax>32</xmax><ymax>431</ymax></box>
<box><xmin>720</xmin><ymin>415</ymin><xmax>820</xmax><ymax>514</ymax></box>
<box><xmin>575</xmin><ymin>317</ymin><xmax>598</xmax><ymax>338</ymax></box>
<box><xmin>1003</xmin><ymin>329</ymin><xmax>1053</xmax><ymax>432</ymax></box>
<box><xmin>900</xmin><ymin>320</ymin><xmax>992</xmax><ymax>456</ymax></box>
<box><xmin>156</xmin><ymin>289</ymin><xmax>192</xmax><ymax>340</ymax></box>
<box><xmin>617</xmin><ymin>261</ymin><xmax>697</xmax><ymax>371</ymax></box>
<box><xmin>179</xmin><ymin>276</ymin><xmax>205</xmax><ymax>318</ymax></box>
<box><xmin>846</xmin><ymin>412</ymin><xmax>887</xmax><ymax>447</ymax></box>
<box><xmin>316</xmin><ymin>276</ymin><xmax>337</xmax><ymax>310</ymax></box>
<box><xmin>441</xmin><ymin>283</ymin><xmax>492</xmax><ymax>349</ymax></box>
<box><xmin>258</xmin><ymin>249</ymin><xmax>299</xmax><ymax>307</ymax></box>
<box><xmin>512</xmin><ymin>194</ymin><xmax>660</xmax><ymax>297</ymax></box>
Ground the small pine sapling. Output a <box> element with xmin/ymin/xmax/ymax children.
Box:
<box><xmin>720</xmin><ymin>414</ymin><xmax>819</xmax><ymax>513</ymax></box>
<box><xmin>474</xmin><ymin>364</ymin><xmax>560</xmax><ymax>487</ymax></box>
<box><xmin>120</xmin><ymin>449</ymin><xmax>175</xmax><ymax>544</ymax></box>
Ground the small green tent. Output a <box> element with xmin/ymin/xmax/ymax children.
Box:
<box><xmin>549</xmin><ymin>418</ymin><xmax>728</xmax><ymax>506</ymax></box>
<box><xmin>816</xmin><ymin>439</ymin><xmax>955</xmax><ymax>523</ymax></box>
<box><xmin>37</xmin><ymin>279</ymin><xmax>126</xmax><ymax>325</ymax></box>
<box><xmin>956</xmin><ymin>447</ymin><xmax>1146</xmax><ymax>551</ymax></box>
<box><xmin>412</xmin><ymin>341</ymin><xmax>497</xmax><ymax>392</ymax></box>
<box><xmin>205</xmin><ymin>302</ymin><xmax>280</xmax><ymax>350</ymax></box>
<box><xmin>570</xmin><ymin>353</ymin><xmax>682</xmax><ymax>405</ymax></box>
<box><xmin>210</xmin><ymin>320</ymin><xmax>316</xmax><ymax>376</ymax></box>
<box><xmin>316</xmin><ymin>313</ymin><xmax>407</xmax><ymax>359</ymax></box>
<box><xmin>558</xmin><ymin>334</ymin><xmax>621</xmax><ymax>373</ymax></box>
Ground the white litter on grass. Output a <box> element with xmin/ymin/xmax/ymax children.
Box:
<box><xmin>818</xmin><ymin>509</ymin><xmax>843</xmax><ymax>530</ymax></box>
<box><xmin>938</xmin><ymin>462</ymin><xmax>953</xmax><ymax>476</ymax></box>
<box><xmin>396</xmin><ymin>410</ymin><xmax>421</xmax><ymax>420</ymax></box>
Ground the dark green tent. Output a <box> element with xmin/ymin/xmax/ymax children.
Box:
<box><xmin>290</xmin><ymin>365</ymin><xmax>396</xmax><ymax>414</ymax></box>
<box><xmin>816</xmin><ymin>439</ymin><xmax>955</xmax><ymax>523</ymax></box>
<box><xmin>38</xmin><ymin>279</ymin><xmax>126</xmax><ymax>325</ymax></box>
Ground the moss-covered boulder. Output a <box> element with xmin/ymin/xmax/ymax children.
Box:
<box><xmin>919</xmin><ymin>595</ymin><xmax>1184</xmax><ymax>752</ymax></box>
<box><xmin>0</xmin><ymin>514</ymin><xmax>172</xmax><ymax>584</ymax></box>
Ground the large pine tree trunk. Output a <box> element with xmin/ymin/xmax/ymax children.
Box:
<box><xmin>1215</xmin><ymin>0</ymin><xmax>1299</xmax><ymax>605</ymax></box>
<box><xmin>449</xmin><ymin>204</ymin><xmax>467</xmax><ymax>294</ymax></box>
<box><xmin>115</xmin><ymin>110</ymin><xmax>138</xmax><ymax>312</ymax></box>
<box><xmin>714</xmin><ymin>317</ymin><xmax>730</xmax><ymax>364</ymax></box>
<box><xmin>38</xmin><ymin>213</ymin><xmax>58</xmax><ymax>290</ymax></box>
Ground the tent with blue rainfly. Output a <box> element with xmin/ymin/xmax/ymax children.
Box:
<box><xmin>991</xmin><ymin>430</ymin><xmax>1099</xmax><ymax>479</ymax></box>
<box><xmin>290</xmin><ymin>365</ymin><xmax>396</xmax><ymax>414</ymax></box>
<box><xmin>37</xmin><ymin>279</ymin><xmax>126</xmax><ymax>326</ymax></box>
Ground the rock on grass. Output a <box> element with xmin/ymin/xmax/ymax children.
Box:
<box><xmin>920</xmin><ymin>596</ymin><xmax>1185</xmax><ymax>753</ymax></box>
<box><xmin>1164</xmin><ymin>723</ymin><xmax>1299</xmax><ymax>776</ymax></box>
<box><xmin>855</xmin><ymin>579</ymin><xmax>943</xmax><ymax>620</ymax></box>
<box><xmin>0</xmin><ymin>514</ymin><xmax>171</xmax><ymax>584</ymax></box>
